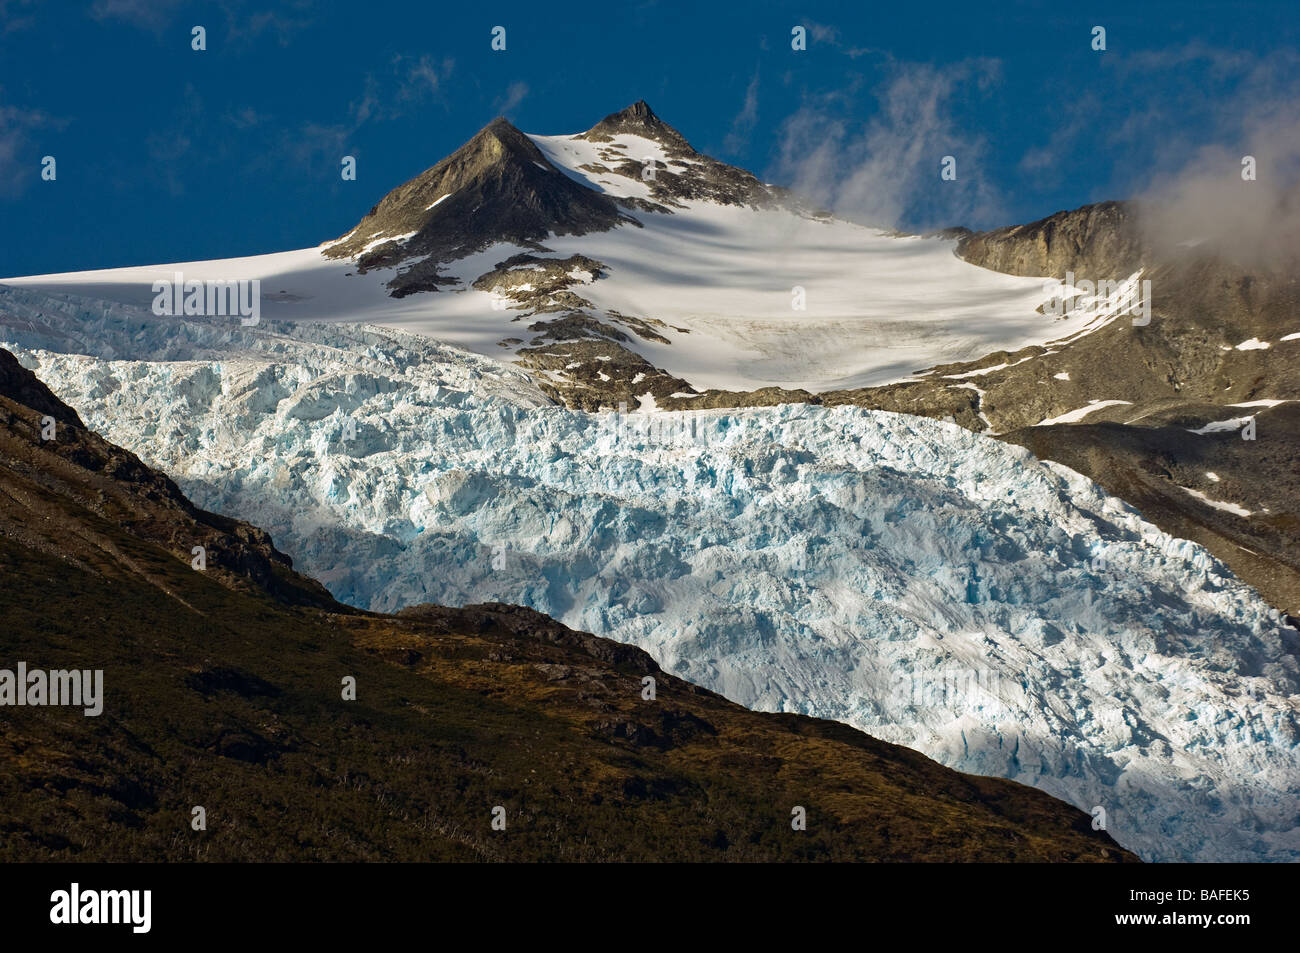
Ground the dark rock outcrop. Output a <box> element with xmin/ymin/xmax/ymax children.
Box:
<box><xmin>323</xmin><ymin>117</ymin><xmax>634</xmax><ymax>296</ymax></box>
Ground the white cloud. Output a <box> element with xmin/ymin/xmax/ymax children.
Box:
<box><xmin>89</xmin><ymin>0</ymin><xmax>182</xmax><ymax>30</ymax></box>
<box><xmin>725</xmin><ymin>70</ymin><xmax>760</xmax><ymax>154</ymax></box>
<box><xmin>494</xmin><ymin>81</ymin><xmax>529</xmax><ymax>117</ymax></box>
<box><xmin>773</xmin><ymin>57</ymin><xmax>1004</xmax><ymax>230</ymax></box>
<box><xmin>400</xmin><ymin>54</ymin><xmax>456</xmax><ymax>101</ymax></box>
<box><xmin>1128</xmin><ymin>46</ymin><xmax>1300</xmax><ymax>268</ymax></box>
<box><xmin>0</xmin><ymin>100</ymin><xmax>57</xmax><ymax>199</ymax></box>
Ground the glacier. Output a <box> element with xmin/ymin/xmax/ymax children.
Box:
<box><xmin>3</xmin><ymin>283</ymin><xmax>1299</xmax><ymax>863</ymax></box>
<box><xmin>1</xmin><ymin>165</ymin><xmax>1118</xmax><ymax>394</ymax></box>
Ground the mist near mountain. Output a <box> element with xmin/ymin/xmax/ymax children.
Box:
<box><xmin>1138</xmin><ymin>112</ymin><xmax>1300</xmax><ymax>270</ymax></box>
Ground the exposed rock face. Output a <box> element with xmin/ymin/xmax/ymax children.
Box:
<box><xmin>955</xmin><ymin>200</ymin><xmax>1146</xmax><ymax>278</ymax></box>
<box><xmin>514</xmin><ymin>338</ymin><xmax>695</xmax><ymax>410</ymax></box>
<box><xmin>581</xmin><ymin>99</ymin><xmax>692</xmax><ymax>149</ymax></box>
<box><xmin>322</xmin><ymin>117</ymin><xmax>635</xmax><ymax>297</ymax></box>
<box><xmin>955</xmin><ymin>199</ymin><xmax>1298</xmax><ymax>347</ymax></box>
<box><xmin>1003</xmin><ymin>407</ymin><xmax>1300</xmax><ymax>627</ymax></box>
<box><xmin>471</xmin><ymin>252</ymin><xmax>608</xmax><ymax>310</ymax></box>
<box><xmin>577</xmin><ymin>100</ymin><xmax>790</xmax><ymax>211</ymax></box>
<box><xmin>0</xmin><ymin>347</ymin><xmax>83</xmax><ymax>428</ymax></box>
<box><xmin>464</xmin><ymin>246</ymin><xmax>692</xmax><ymax>407</ymax></box>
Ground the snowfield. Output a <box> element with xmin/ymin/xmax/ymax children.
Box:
<box><xmin>4</xmin><ymin>284</ymin><xmax>1298</xmax><ymax>864</ymax></box>
<box><xmin>2</xmin><ymin>127</ymin><xmax>1135</xmax><ymax>394</ymax></box>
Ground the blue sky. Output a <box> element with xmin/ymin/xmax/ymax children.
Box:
<box><xmin>2</xmin><ymin>0</ymin><xmax>1297</xmax><ymax>276</ymax></box>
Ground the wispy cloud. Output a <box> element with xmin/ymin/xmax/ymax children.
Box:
<box><xmin>494</xmin><ymin>81</ymin><xmax>529</xmax><ymax>117</ymax></box>
<box><xmin>142</xmin><ymin>83</ymin><xmax>206</xmax><ymax>195</ymax></box>
<box><xmin>725</xmin><ymin>70</ymin><xmax>760</xmax><ymax>154</ymax></box>
<box><xmin>804</xmin><ymin>20</ymin><xmax>839</xmax><ymax>45</ymax></box>
<box><xmin>1016</xmin><ymin>92</ymin><xmax>1101</xmax><ymax>185</ymax></box>
<box><xmin>798</xmin><ymin>18</ymin><xmax>875</xmax><ymax>59</ymax></box>
<box><xmin>773</xmin><ymin>57</ymin><xmax>1004</xmax><ymax>230</ymax></box>
<box><xmin>90</xmin><ymin>0</ymin><xmax>315</xmax><ymax>47</ymax></box>
<box><xmin>261</xmin><ymin>52</ymin><xmax>457</xmax><ymax>174</ymax></box>
<box><xmin>347</xmin><ymin>53</ymin><xmax>456</xmax><ymax>126</ymax></box>
<box><xmin>0</xmin><ymin>98</ymin><xmax>60</xmax><ymax>199</ymax></box>
<box><xmin>1139</xmin><ymin>103</ymin><xmax>1300</xmax><ymax>269</ymax></box>
<box><xmin>279</xmin><ymin>119</ymin><xmax>355</xmax><ymax>173</ymax></box>
<box><xmin>0</xmin><ymin>0</ymin><xmax>38</xmax><ymax>34</ymax></box>
<box><xmin>1113</xmin><ymin>45</ymin><xmax>1300</xmax><ymax>267</ymax></box>
<box><xmin>399</xmin><ymin>53</ymin><xmax>456</xmax><ymax>101</ymax></box>
<box><xmin>89</xmin><ymin>0</ymin><xmax>183</xmax><ymax>32</ymax></box>
<box><xmin>221</xmin><ymin>2</ymin><xmax>317</xmax><ymax>49</ymax></box>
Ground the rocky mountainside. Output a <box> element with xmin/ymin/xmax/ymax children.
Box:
<box><xmin>951</xmin><ymin>201</ymin><xmax>1146</xmax><ymax>278</ymax></box>
<box><xmin>945</xmin><ymin>203</ymin><xmax>1300</xmax><ymax>618</ymax></box>
<box><xmin>574</xmin><ymin>100</ymin><xmax>793</xmax><ymax>210</ymax></box>
<box><xmin>0</xmin><ymin>347</ymin><xmax>1134</xmax><ymax>862</ymax></box>
<box><xmin>321</xmin><ymin>117</ymin><xmax>635</xmax><ymax>297</ymax></box>
<box><xmin>0</xmin><ymin>348</ymin><xmax>336</xmax><ymax>609</ymax></box>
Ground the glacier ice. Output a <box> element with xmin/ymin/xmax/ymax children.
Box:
<box><xmin>3</xmin><ymin>284</ymin><xmax>1299</xmax><ymax>863</ymax></box>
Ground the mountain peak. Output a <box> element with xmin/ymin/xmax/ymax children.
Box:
<box><xmin>320</xmin><ymin>100</ymin><xmax>782</xmax><ymax>298</ymax></box>
<box><xmin>581</xmin><ymin>99</ymin><xmax>693</xmax><ymax>153</ymax></box>
<box><xmin>321</xmin><ymin>113</ymin><xmax>631</xmax><ymax>294</ymax></box>
<box><xmin>475</xmin><ymin>115</ymin><xmax>531</xmax><ymax>151</ymax></box>
<box><xmin>619</xmin><ymin>99</ymin><xmax>659</xmax><ymax>122</ymax></box>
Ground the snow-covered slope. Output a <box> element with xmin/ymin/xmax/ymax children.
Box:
<box><xmin>1</xmin><ymin>121</ymin><xmax>1128</xmax><ymax>395</ymax></box>
<box><xmin>4</xmin><ymin>216</ymin><xmax>1108</xmax><ymax>392</ymax></box>
<box><xmin>5</xmin><ymin>284</ymin><xmax>1297</xmax><ymax>864</ymax></box>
